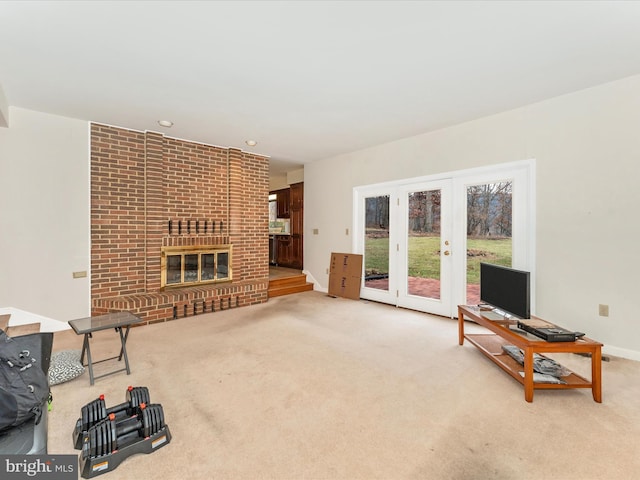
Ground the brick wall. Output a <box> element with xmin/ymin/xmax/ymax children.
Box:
<box><xmin>90</xmin><ymin>124</ymin><xmax>269</xmax><ymax>324</ymax></box>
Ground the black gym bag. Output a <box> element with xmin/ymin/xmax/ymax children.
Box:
<box><xmin>0</xmin><ymin>329</ymin><xmax>53</xmax><ymax>432</ymax></box>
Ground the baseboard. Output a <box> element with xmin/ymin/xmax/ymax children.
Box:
<box><xmin>302</xmin><ymin>269</ymin><xmax>325</xmax><ymax>292</ymax></box>
<box><xmin>602</xmin><ymin>345</ymin><xmax>640</xmax><ymax>362</ymax></box>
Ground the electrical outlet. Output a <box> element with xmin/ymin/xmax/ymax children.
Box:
<box><xmin>313</xmin><ymin>228</ymin><xmax>319</xmax><ymax>235</ymax></box>
<box><xmin>598</xmin><ymin>304</ymin><xmax>609</xmax><ymax>317</ymax></box>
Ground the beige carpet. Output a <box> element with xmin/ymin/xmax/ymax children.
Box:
<box><xmin>48</xmin><ymin>291</ymin><xmax>640</xmax><ymax>479</ymax></box>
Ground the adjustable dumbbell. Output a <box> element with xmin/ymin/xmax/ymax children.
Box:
<box><xmin>74</xmin><ymin>386</ymin><xmax>151</xmax><ymax>449</ymax></box>
<box><xmin>81</xmin><ymin>403</ymin><xmax>166</xmax><ymax>460</ymax></box>
<box><xmin>79</xmin><ymin>386</ymin><xmax>150</xmax><ymax>432</ymax></box>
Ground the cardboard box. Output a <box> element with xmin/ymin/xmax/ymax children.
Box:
<box><xmin>329</xmin><ymin>252</ymin><xmax>363</xmax><ymax>276</ymax></box>
<box><xmin>328</xmin><ymin>274</ymin><xmax>362</xmax><ymax>300</ymax></box>
<box><xmin>328</xmin><ymin>253</ymin><xmax>363</xmax><ymax>300</ymax></box>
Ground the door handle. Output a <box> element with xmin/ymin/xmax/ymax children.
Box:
<box><xmin>443</xmin><ymin>250</ymin><xmax>450</xmax><ymax>256</ymax></box>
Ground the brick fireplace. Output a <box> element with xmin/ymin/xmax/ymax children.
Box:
<box><xmin>90</xmin><ymin>124</ymin><xmax>269</xmax><ymax>325</ymax></box>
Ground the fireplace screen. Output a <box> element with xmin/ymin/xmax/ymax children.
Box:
<box><xmin>161</xmin><ymin>245</ymin><xmax>232</xmax><ymax>288</ymax></box>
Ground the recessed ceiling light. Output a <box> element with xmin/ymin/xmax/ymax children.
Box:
<box><xmin>158</xmin><ymin>120</ymin><xmax>173</xmax><ymax>127</ymax></box>
<box><xmin>245</xmin><ymin>140</ymin><xmax>257</xmax><ymax>147</ymax></box>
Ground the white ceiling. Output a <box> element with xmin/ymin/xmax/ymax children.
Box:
<box><xmin>2</xmin><ymin>1</ymin><xmax>640</xmax><ymax>177</ymax></box>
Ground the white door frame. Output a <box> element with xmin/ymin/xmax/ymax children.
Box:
<box><xmin>353</xmin><ymin>159</ymin><xmax>536</xmax><ymax>318</ymax></box>
<box><xmin>352</xmin><ymin>185</ymin><xmax>399</xmax><ymax>306</ymax></box>
<box><xmin>396</xmin><ymin>178</ymin><xmax>453</xmax><ymax>316</ymax></box>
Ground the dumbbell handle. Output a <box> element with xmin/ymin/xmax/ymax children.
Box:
<box><xmin>106</xmin><ymin>401</ymin><xmax>131</xmax><ymax>416</ymax></box>
<box><xmin>115</xmin><ymin>417</ymin><xmax>143</xmax><ymax>437</ymax></box>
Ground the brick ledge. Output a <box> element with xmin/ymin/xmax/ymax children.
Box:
<box><xmin>92</xmin><ymin>279</ymin><xmax>268</xmax><ymax>325</ymax></box>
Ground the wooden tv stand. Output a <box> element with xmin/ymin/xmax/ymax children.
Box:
<box><xmin>458</xmin><ymin>305</ymin><xmax>602</xmax><ymax>403</ymax></box>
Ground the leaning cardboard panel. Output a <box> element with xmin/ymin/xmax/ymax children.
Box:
<box><xmin>329</xmin><ymin>252</ymin><xmax>363</xmax><ymax>276</ymax></box>
<box><xmin>328</xmin><ymin>253</ymin><xmax>363</xmax><ymax>300</ymax></box>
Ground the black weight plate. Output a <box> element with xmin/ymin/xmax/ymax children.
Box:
<box><xmin>92</xmin><ymin>402</ymin><xmax>99</xmax><ymax>428</ymax></box>
<box><xmin>125</xmin><ymin>388</ymin><xmax>134</xmax><ymax>408</ymax></box>
<box><xmin>81</xmin><ymin>405</ymin><xmax>88</xmax><ymax>431</ymax></box>
<box><xmin>81</xmin><ymin>435</ymin><xmax>90</xmax><ymax>460</ymax></box>
<box><xmin>101</xmin><ymin>421</ymin><xmax>107</xmax><ymax>456</ymax></box>
<box><xmin>102</xmin><ymin>421</ymin><xmax>109</xmax><ymax>455</ymax></box>
<box><xmin>90</xmin><ymin>402</ymin><xmax>97</xmax><ymax>429</ymax></box>
<box><xmin>96</xmin><ymin>423</ymin><xmax>103</xmax><ymax>457</ymax></box>
<box><xmin>131</xmin><ymin>388</ymin><xmax>141</xmax><ymax>408</ymax></box>
<box><xmin>103</xmin><ymin>421</ymin><xmax>109</xmax><ymax>456</ymax></box>
<box><xmin>99</xmin><ymin>399</ymin><xmax>106</xmax><ymax>422</ymax></box>
<box><xmin>157</xmin><ymin>405</ymin><xmax>164</xmax><ymax>431</ymax></box>
<box><xmin>156</xmin><ymin>404</ymin><xmax>165</xmax><ymax>429</ymax></box>
<box><xmin>134</xmin><ymin>387</ymin><xmax>148</xmax><ymax>407</ymax></box>
<box><xmin>144</xmin><ymin>408</ymin><xmax>152</xmax><ymax>437</ymax></box>
<box><xmin>87</xmin><ymin>403</ymin><xmax>93</xmax><ymax>429</ymax></box>
<box><xmin>89</xmin><ymin>425</ymin><xmax>96</xmax><ymax>459</ymax></box>
<box><xmin>88</xmin><ymin>402</ymin><xmax>96</xmax><ymax>428</ymax></box>
<box><xmin>150</xmin><ymin>405</ymin><xmax>159</xmax><ymax>435</ymax></box>
<box><xmin>148</xmin><ymin>407</ymin><xmax>156</xmax><ymax>437</ymax></box>
<box><xmin>141</xmin><ymin>387</ymin><xmax>150</xmax><ymax>404</ymax></box>
<box><xmin>110</xmin><ymin>418</ymin><xmax>117</xmax><ymax>452</ymax></box>
<box><xmin>94</xmin><ymin>400</ymin><xmax>100</xmax><ymax>424</ymax></box>
<box><xmin>94</xmin><ymin>400</ymin><xmax>103</xmax><ymax>426</ymax></box>
<box><xmin>142</xmin><ymin>408</ymin><xmax>151</xmax><ymax>437</ymax></box>
<box><xmin>104</xmin><ymin>420</ymin><xmax>111</xmax><ymax>454</ymax></box>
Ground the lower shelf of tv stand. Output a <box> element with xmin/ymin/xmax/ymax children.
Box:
<box><xmin>465</xmin><ymin>333</ymin><xmax>592</xmax><ymax>389</ymax></box>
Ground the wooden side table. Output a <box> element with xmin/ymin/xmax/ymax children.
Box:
<box><xmin>68</xmin><ymin>311</ymin><xmax>142</xmax><ymax>385</ymax></box>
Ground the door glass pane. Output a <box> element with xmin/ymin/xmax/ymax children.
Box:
<box><xmin>217</xmin><ymin>252</ymin><xmax>229</xmax><ymax>280</ymax></box>
<box><xmin>364</xmin><ymin>195</ymin><xmax>390</xmax><ymax>291</ymax></box>
<box><xmin>184</xmin><ymin>254</ymin><xmax>199</xmax><ymax>282</ymax></box>
<box><xmin>201</xmin><ymin>254</ymin><xmax>215</xmax><ymax>280</ymax></box>
<box><xmin>407</xmin><ymin>190</ymin><xmax>441</xmax><ymax>299</ymax></box>
<box><xmin>466</xmin><ymin>181</ymin><xmax>513</xmax><ymax>304</ymax></box>
<box><xmin>166</xmin><ymin>255</ymin><xmax>182</xmax><ymax>284</ymax></box>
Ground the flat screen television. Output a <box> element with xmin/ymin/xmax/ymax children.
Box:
<box><xmin>480</xmin><ymin>263</ymin><xmax>530</xmax><ymax>319</ymax></box>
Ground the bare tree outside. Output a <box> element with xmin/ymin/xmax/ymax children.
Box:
<box><xmin>364</xmin><ymin>195</ymin><xmax>390</xmax><ymax>289</ymax></box>
<box><xmin>408</xmin><ymin>190</ymin><xmax>441</xmax><ymax>233</ymax></box>
<box><xmin>466</xmin><ymin>181</ymin><xmax>513</xmax><ymax>304</ymax></box>
<box><xmin>467</xmin><ymin>182</ymin><xmax>512</xmax><ymax>237</ymax></box>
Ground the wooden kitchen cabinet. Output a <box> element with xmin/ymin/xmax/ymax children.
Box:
<box><xmin>276</xmin><ymin>235</ymin><xmax>292</xmax><ymax>266</ymax></box>
<box><xmin>290</xmin><ymin>182</ymin><xmax>303</xmax><ymax>210</ymax></box>
<box><xmin>270</xmin><ymin>183</ymin><xmax>303</xmax><ymax>268</ymax></box>
<box><xmin>289</xmin><ymin>182</ymin><xmax>303</xmax><ymax>269</ymax></box>
<box><xmin>276</xmin><ymin>188</ymin><xmax>290</xmax><ymax>218</ymax></box>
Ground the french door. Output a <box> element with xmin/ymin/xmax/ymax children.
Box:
<box><xmin>355</xmin><ymin>180</ymin><xmax>452</xmax><ymax>316</ymax></box>
<box><xmin>353</xmin><ymin>160</ymin><xmax>534</xmax><ymax>317</ymax></box>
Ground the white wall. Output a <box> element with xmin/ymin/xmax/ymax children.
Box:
<box><xmin>287</xmin><ymin>168</ymin><xmax>304</xmax><ymax>185</ymax></box>
<box><xmin>269</xmin><ymin>168</ymin><xmax>305</xmax><ymax>191</ymax></box>
<box><xmin>269</xmin><ymin>173</ymin><xmax>288</xmax><ymax>191</ymax></box>
<box><xmin>0</xmin><ymin>83</ymin><xmax>8</xmax><ymax>127</ymax></box>
<box><xmin>304</xmin><ymin>74</ymin><xmax>640</xmax><ymax>360</ymax></box>
<box><xmin>0</xmin><ymin>107</ymin><xmax>90</xmax><ymax>321</ymax></box>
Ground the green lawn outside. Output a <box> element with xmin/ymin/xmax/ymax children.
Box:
<box><xmin>365</xmin><ymin>235</ymin><xmax>512</xmax><ymax>283</ymax></box>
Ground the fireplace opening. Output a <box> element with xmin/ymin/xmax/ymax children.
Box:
<box><xmin>161</xmin><ymin>245</ymin><xmax>232</xmax><ymax>288</ymax></box>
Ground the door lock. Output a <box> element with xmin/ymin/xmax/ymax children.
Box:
<box><xmin>443</xmin><ymin>250</ymin><xmax>450</xmax><ymax>256</ymax></box>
